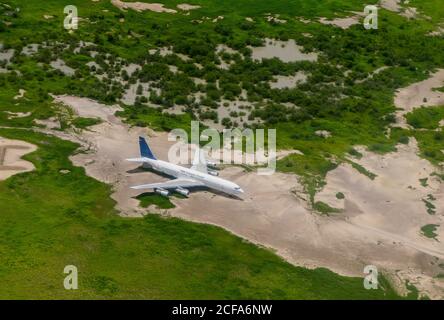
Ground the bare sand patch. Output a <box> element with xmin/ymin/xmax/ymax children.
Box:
<box><xmin>215</xmin><ymin>44</ymin><xmax>242</xmax><ymax>70</ymax></box>
<box><xmin>250</xmin><ymin>38</ymin><xmax>318</xmax><ymax>63</ymax></box>
<box><xmin>315</xmin><ymin>140</ymin><xmax>444</xmax><ymax>297</ymax></box>
<box><xmin>50</xmin><ymin>59</ymin><xmax>75</xmax><ymax>76</ymax></box>
<box><xmin>381</xmin><ymin>0</ymin><xmax>402</xmax><ymax>12</ymax></box>
<box><xmin>394</xmin><ymin>69</ymin><xmax>444</xmax><ymax>127</ymax></box>
<box><xmin>0</xmin><ymin>137</ymin><xmax>36</xmax><ymax>181</ymax></box>
<box><xmin>0</xmin><ymin>48</ymin><xmax>15</xmax><ymax>72</ymax></box>
<box><xmin>53</xmin><ymin>95</ymin><xmax>122</xmax><ymax>121</ymax></box>
<box><xmin>111</xmin><ymin>0</ymin><xmax>177</xmax><ymax>13</ymax></box>
<box><xmin>429</xmin><ymin>25</ymin><xmax>444</xmax><ymax>37</ymax></box>
<box><xmin>177</xmin><ymin>3</ymin><xmax>200</xmax><ymax>11</ymax></box>
<box><xmin>380</xmin><ymin>0</ymin><xmax>420</xmax><ymax>19</ymax></box>
<box><xmin>34</xmin><ymin>117</ymin><xmax>61</xmax><ymax>130</ymax></box>
<box><xmin>148</xmin><ymin>46</ymin><xmax>173</xmax><ymax>56</ymax></box>
<box><xmin>266</xmin><ymin>14</ymin><xmax>286</xmax><ymax>24</ymax></box>
<box><xmin>319</xmin><ymin>15</ymin><xmax>361</xmax><ymax>29</ymax></box>
<box><xmin>14</xmin><ymin>89</ymin><xmax>26</xmax><ymax>100</ymax></box>
<box><xmin>315</xmin><ymin>130</ymin><xmax>332</xmax><ymax>138</ymax></box>
<box><xmin>212</xmin><ymin>16</ymin><xmax>224</xmax><ymax>23</ymax></box>
<box><xmin>269</xmin><ymin>72</ymin><xmax>307</xmax><ymax>89</ymax></box>
<box><xmin>4</xmin><ymin>111</ymin><xmax>31</xmax><ymax>119</ymax></box>
<box><xmin>21</xmin><ymin>44</ymin><xmax>39</xmax><ymax>56</ymax></box>
<box><xmin>122</xmin><ymin>63</ymin><xmax>141</xmax><ymax>76</ymax></box>
<box><xmin>216</xmin><ymin>44</ymin><xmax>239</xmax><ymax>56</ymax></box>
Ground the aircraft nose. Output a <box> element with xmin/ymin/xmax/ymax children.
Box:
<box><xmin>238</xmin><ymin>188</ymin><xmax>244</xmax><ymax>193</ymax></box>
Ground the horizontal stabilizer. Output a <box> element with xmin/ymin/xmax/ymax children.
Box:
<box><xmin>126</xmin><ymin>157</ymin><xmax>149</xmax><ymax>162</ymax></box>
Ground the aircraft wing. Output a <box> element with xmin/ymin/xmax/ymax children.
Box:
<box><xmin>190</xmin><ymin>147</ymin><xmax>208</xmax><ymax>173</ymax></box>
<box><xmin>126</xmin><ymin>157</ymin><xmax>150</xmax><ymax>162</ymax></box>
<box><xmin>130</xmin><ymin>178</ymin><xmax>205</xmax><ymax>190</ymax></box>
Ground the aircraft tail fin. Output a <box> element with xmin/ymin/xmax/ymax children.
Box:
<box><xmin>139</xmin><ymin>136</ymin><xmax>156</xmax><ymax>160</ymax></box>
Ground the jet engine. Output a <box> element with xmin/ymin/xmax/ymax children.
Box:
<box><xmin>206</xmin><ymin>160</ymin><xmax>218</xmax><ymax>168</ymax></box>
<box><xmin>208</xmin><ymin>170</ymin><xmax>219</xmax><ymax>176</ymax></box>
<box><xmin>175</xmin><ymin>187</ymin><xmax>190</xmax><ymax>197</ymax></box>
<box><xmin>155</xmin><ymin>188</ymin><xmax>169</xmax><ymax>197</ymax></box>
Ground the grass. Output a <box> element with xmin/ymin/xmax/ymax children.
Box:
<box><xmin>421</xmin><ymin>224</ymin><xmax>440</xmax><ymax>240</ymax></box>
<box><xmin>405</xmin><ymin>106</ymin><xmax>444</xmax><ymax>130</ymax></box>
<box><xmin>136</xmin><ymin>192</ymin><xmax>176</xmax><ymax>209</ymax></box>
<box><xmin>422</xmin><ymin>198</ymin><xmax>436</xmax><ymax>215</ymax></box>
<box><xmin>313</xmin><ymin>201</ymin><xmax>342</xmax><ymax>215</ymax></box>
<box><xmin>71</xmin><ymin>117</ymin><xmax>102</xmax><ymax>129</ymax></box>
<box><xmin>348</xmin><ymin>160</ymin><xmax>377</xmax><ymax>180</ymax></box>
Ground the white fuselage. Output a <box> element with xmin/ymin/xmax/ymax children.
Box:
<box><xmin>144</xmin><ymin>158</ymin><xmax>244</xmax><ymax>196</ymax></box>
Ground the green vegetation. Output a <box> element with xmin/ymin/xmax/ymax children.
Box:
<box><xmin>348</xmin><ymin>160</ymin><xmax>377</xmax><ymax>180</ymax></box>
<box><xmin>421</xmin><ymin>224</ymin><xmax>440</xmax><ymax>239</ymax></box>
<box><xmin>0</xmin><ymin>128</ymin><xmax>405</xmax><ymax>299</ymax></box>
<box><xmin>136</xmin><ymin>192</ymin><xmax>176</xmax><ymax>209</ymax></box>
<box><xmin>313</xmin><ymin>201</ymin><xmax>342</xmax><ymax>215</ymax></box>
<box><xmin>348</xmin><ymin>148</ymin><xmax>363</xmax><ymax>159</ymax></box>
<box><xmin>71</xmin><ymin>117</ymin><xmax>102</xmax><ymax>129</ymax></box>
<box><xmin>336</xmin><ymin>192</ymin><xmax>345</xmax><ymax>199</ymax></box>
<box><xmin>391</xmin><ymin>127</ymin><xmax>444</xmax><ymax>166</ymax></box>
<box><xmin>405</xmin><ymin>106</ymin><xmax>444</xmax><ymax>129</ymax></box>
<box><xmin>422</xmin><ymin>198</ymin><xmax>436</xmax><ymax>215</ymax></box>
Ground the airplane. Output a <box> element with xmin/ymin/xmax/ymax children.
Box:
<box><xmin>126</xmin><ymin>137</ymin><xmax>244</xmax><ymax>198</ymax></box>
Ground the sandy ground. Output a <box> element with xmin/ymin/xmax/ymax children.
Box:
<box><xmin>381</xmin><ymin>0</ymin><xmax>402</xmax><ymax>12</ymax></box>
<box><xmin>319</xmin><ymin>15</ymin><xmax>361</xmax><ymax>29</ymax></box>
<box><xmin>270</xmin><ymin>72</ymin><xmax>307</xmax><ymax>89</ymax></box>
<box><xmin>429</xmin><ymin>26</ymin><xmax>444</xmax><ymax>37</ymax></box>
<box><xmin>394</xmin><ymin>69</ymin><xmax>444</xmax><ymax>127</ymax></box>
<box><xmin>38</xmin><ymin>95</ymin><xmax>444</xmax><ymax>298</ymax></box>
<box><xmin>380</xmin><ymin>0</ymin><xmax>419</xmax><ymax>19</ymax></box>
<box><xmin>177</xmin><ymin>4</ymin><xmax>201</xmax><ymax>11</ymax></box>
<box><xmin>250</xmin><ymin>38</ymin><xmax>318</xmax><ymax>63</ymax></box>
<box><xmin>0</xmin><ymin>137</ymin><xmax>36</xmax><ymax>181</ymax></box>
<box><xmin>5</xmin><ymin>111</ymin><xmax>31</xmax><ymax>119</ymax></box>
<box><xmin>13</xmin><ymin>89</ymin><xmax>26</xmax><ymax>100</ymax></box>
<box><xmin>50</xmin><ymin>59</ymin><xmax>75</xmax><ymax>76</ymax></box>
<box><xmin>111</xmin><ymin>0</ymin><xmax>177</xmax><ymax>13</ymax></box>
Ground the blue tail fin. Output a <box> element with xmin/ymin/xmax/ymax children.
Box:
<box><xmin>139</xmin><ymin>137</ymin><xmax>156</xmax><ymax>160</ymax></box>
